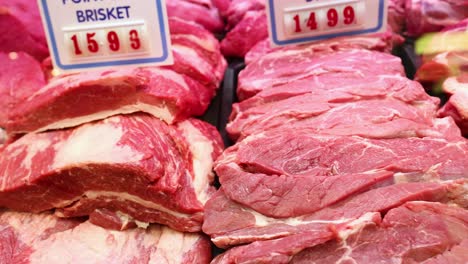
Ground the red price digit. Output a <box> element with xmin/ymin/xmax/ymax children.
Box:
<box><xmin>307</xmin><ymin>12</ymin><xmax>318</xmax><ymax>30</ymax></box>
<box><xmin>71</xmin><ymin>35</ymin><xmax>83</xmax><ymax>55</ymax></box>
<box><xmin>343</xmin><ymin>6</ymin><xmax>355</xmax><ymax>25</ymax></box>
<box><xmin>129</xmin><ymin>30</ymin><xmax>141</xmax><ymax>50</ymax></box>
<box><xmin>293</xmin><ymin>14</ymin><xmax>301</xmax><ymax>33</ymax></box>
<box><xmin>327</xmin><ymin>8</ymin><xmax>338</xmax><ymax>27</ymax></box>
<box><xmin>107</xmin><ymin>31</ymin><xmax>120</xmax><ymax>52</ymax></box>
<box><xmin>86</xmin><ymin>33</ymin><xmax>99</xmax><ymax>53</ymax></box>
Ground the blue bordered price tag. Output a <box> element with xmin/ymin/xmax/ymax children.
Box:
<box><xmin>266</xmin><ymin>0</ymin><xmax>388</xmax><ymax>46</ymax></box>
<box><xmin>37</xmin><ymin>0</ymin><xmax>173</xmax><ymax>72</ymax></box>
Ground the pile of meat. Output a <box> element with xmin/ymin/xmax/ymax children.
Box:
<box><xmin>0</xmin><ymin>0</ymin><xmax>227</xmax><ymax>262</ymax></box>
<box><xmin>201</xmin><ymin>30</ymin><xmax>468</xmax><ymax>263</ymax></box>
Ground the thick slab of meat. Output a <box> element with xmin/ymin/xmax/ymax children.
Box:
<box><xmin>291</xmin><ymin>202</ymin><xmax>468</xmax><ymax>263</ymax></box>
<box><xmin>0</xmin><ymin>18</ymin><xmax>226</xmax><ymax>134</ymax></box>
<box><xmin>166</xmin><ymin>0</ymin><xmax>224</xmax><ymax>33</ymax></box>
<box><xmin>4</xmin><ymin>67</ymin><xmax>211</xmax><ymax>133</ymax></box>
<box><xmin>209</xmin><ymin>201</ymin><xmax>468</xmax><ymax>263</ymax></box>
<box><xmin>0</xmin><ymin>210</ymin><xmax>211</xmax><ymax>263</ymax></box>
<box><xmin>405</xmin><ymin>0</ymin><xmax>468</xmax><ymax>37</ymax></box>
<box><xmin>438</xmin><ymin>75</ymin><xmax>468</xmax><ymax>136</ymax></box>
<box><xmin>0</xmin><ymin>52</ymin><xmax>46</xmax><ymax>127</ymax></box>
<box><xmin>237</xmin><ymin>49</ymin><xmax>406</xmax><ymax>101</ymax></box>
<box><xmin>204</xmin><ymin>180</ymin><xmax>463</xmax><ymax>249</ymax></box>
<box><xmin>0</xmin><ymin>114</ymin><xmax>223</xmax><ymax>232</ymax></box>
<box><xmin>0</xmin><ymin>0</ymin><xmax>49</xmax><ymax>61</ymax></box>
<box><xmin>215</xmin><ymin>131</ymin><xmax>468</xmax><ymax>218</ymax></box>
<box><xmin>227</xmin><ymin>77</ymin><xmax>456</xmax><ymax>140</ymax></box>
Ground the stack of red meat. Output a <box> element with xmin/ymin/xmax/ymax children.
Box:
<box><xmin>201</xmin><ymin>2</ymin><xmax>468</xmax><ymax>262</ymax></box>
<box><xmin>0</xmin><ymin>0</ymin><xmax>227</xmax><ymax>262</ymax></box>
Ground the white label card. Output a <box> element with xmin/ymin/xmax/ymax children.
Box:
<box><xmin>267</xmin><ymin>0</ymin><xmax>388</xmax><ymax>46</ymax></box>
<box><xmin>38</xmin><ymin>0</ymin><xmax>173</xmax><ymax>72</ymax></box>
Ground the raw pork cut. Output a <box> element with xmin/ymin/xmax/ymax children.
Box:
<box><xmin>0</xmin><ymin>0</ymin><xmax>49</xmax><ymax>61</ymax></box>
<box><xmin>405</xmin><ymin>0</ymin><xmax>468</xmax><ymax>37</ymax></box>
<box><xmin>211</xmin><ymin>202</ymin><xmax>468</xmax><ymax>264</ymax></box>
<box><xmin>2</xmin><ymin>18</ymin><xmax>227</xmax><ymax>134</ymax></box>
<box><xmin>0</xmin><ymin>52</ymin><xmax>46</xmax><ymax>127</ymax></box>
<box><xmin>238</xmin><ymin>49</ymin><xmax>406</xmax><ymax>101</ymax></box>
<box><xmin>0</xmin><ymin>210</ymin><xmax>211</xmax><ymax>263</ymax></box>
<box><xmin>0</xmin><ymin>114</ymin><xmax>223</xmax><ymax>232</ymax></box>
<box><xmin>227</xmin><ymin>77</ymin><xmax>457</xmax><ymax>141</ymax></box>
<box><xmin>438</xmin><ymin>75</ymin><xmax>468</xmax><ymax>136</ymax></box>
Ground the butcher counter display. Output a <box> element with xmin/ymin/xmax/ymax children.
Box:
<box><xmin>0</xmin><ymin>0</ymin><xmax>467</xmax><ymax>263</ymax></box>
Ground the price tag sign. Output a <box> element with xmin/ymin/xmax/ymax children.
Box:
<box><xmin>37</xmin><ymin>0</ymin><xmax>173</xmax><ymax>72</ymax></box>
<box><xmin>266</xmin><ymin>0</ymin><xmax>388</xmax><ymax>46</ymax></box>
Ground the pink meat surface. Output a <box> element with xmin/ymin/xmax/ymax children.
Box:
<box><xmin>0</xmin><ymin>114</ymin><xmax>223</xmax><ymax>232</ymax></box>
<box><xmin>238</xmin><ymin>49</ymin><xmax>406</xmax><ymax>101</ymax></box>
<box><xmin>0</xmin><ymin>0</ymin><xmax>49</xmax><ymax>61</ymax></box>
<box><xmin>0</xmin><ymin>210</ymin><xmax>211</xmax><ymax>263</ymax></box>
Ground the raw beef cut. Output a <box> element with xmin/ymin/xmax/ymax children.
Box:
<box><xmin>0</xmin><ymin>52</ymin><xmax>46</xmax><ymax>127</ymax></box>
<box><xmin>166</xmin><ymin>0</ymin><xmax>224</xmax><ymax>33</ymax></box>
<box><xmin>0</xmin><ymin>0</ymin><xmax>49</xmax><ymax>61</ymax></box>
<box><xmin>221</xmin><ymin>10</ymin><xmax>268</xmax><ymax>58</ymax></box>
<box><xmin>438</xmin><ymin>75</ymin><xmax>468</xmax><ymax>136</ymax></box>
<box><xmin>165</xmin><ymin>18</ymin><xmax>227</xmax><ymax>88</ymax></box>
<box><xmin>203</xmin><ymin>129</ymin><xmax>468</xmax><ymax>247</ymax></box>
<box><xmin>0</xmin><ymin>210</ymin><xmax>211</xmax><ymax>263</ymax></box>
<box><xmin>290</xmin><ymin>202</ymin><xmax>468</xmax><ymax>264</ymax></box>
<box><xmin>227</xmin><ymin>77</ymin><xmax>457</xmax><ymax>140</ymax></box>
<box><xmin>238</xmin><ymin>49</ymin><xmax>406</xmax><ymax>101</ymax></box>
<box><xmin>244</xmin><ymin>32</ymin><xmax>396</xmax><ymax>65</ymax></box>
<box><xmin>211</xmin><ymin>202</ymin><xmax>468</xmax><ymax>264</ymax></box>
<box><xmin>0</xmin><ymin>114</ymin><xmax>223</xmax><ymax>232</ymax></box>
<box><xmin>204</xmin><ymin>181</ymin><xmax>464</xmax><ymax>248</ymax></box>
<box><xmin>5</xmin><ymin>67</ymin><xmax>212</xmax><ymax>133</ymax></box>
<box><xmin>405</xmin><ymin>0</ymin><xmax>468</xmax><ymax>37</ymax></box>
<box><xmin>2</xmin><ymin>18</ymin><xmax>226</xmax><ymax>134</ymax></box>
<box><xmin>215</xmin><ymin>131</ymin><xmax>468</xmax><ymax>218</ymax></box>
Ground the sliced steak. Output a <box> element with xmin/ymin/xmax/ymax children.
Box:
<box><xmin>203</xmin><ymin>181</ymin><xmax>460</xmax><ymax>248</ymax></box>
<box><xmin>0</xmin><ymin>210</ymin><xmax>211</xmax><ymax>263</ymax></box>
<box><xmin>237</xmin><ymin>50</ymin><xmax>406</xmax><ymax>101</ymax></box>
<box><xmin>0</xmin><ymin>114</ymin><xmax>223</xmax><ymax>232</ymax></box>
<box><xmin>291</xmin><ymin>202</ymin><xmax>468</xmax><ymax>263</ymax></box>
<box><xmin>5</xmin><ymin>67</ymin><xmax>211</xmax><ymax>133</ymax></box>
<box><xmin>1</xmin><ymin>18</ymin><xmax>226</xmax><ymax>134</ymax></box>
<box><xmin>210</xmin><ymin>201</ymin><xmax>468</xmax><ymax>263</ymax></box>
<box><xmin>227</xmin><ymin>80</ymin><xmax>453</xmax><ymax>140</ymax></box>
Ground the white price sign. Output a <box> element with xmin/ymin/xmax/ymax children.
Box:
<box><xmin>267</xmin><ymin>0</ymin><xmax>388</xmax><ymax>46</ymax></box>
<box><xmin>38</xmin><ymin>0</ymin><xmax>173</xmax><ymax>72</ymax></box>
